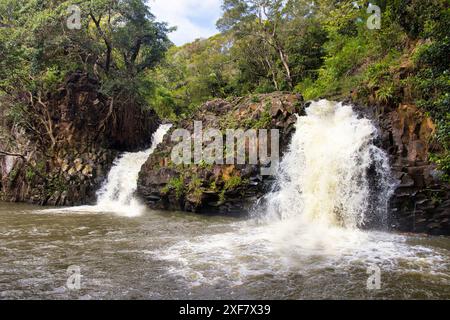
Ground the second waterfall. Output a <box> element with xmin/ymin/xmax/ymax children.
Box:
<box><xmin>263</xmin><ymin>100</ymin><xmax>395</xmax><ymax>229</ymax></box>
<box><xmin>95</xmin><ymin>124</ymin><xmax>172</xmax><ymax>217</ymax></box>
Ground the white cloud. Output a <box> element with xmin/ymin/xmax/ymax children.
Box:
<box><xmin>149</xmin><ymin>0</ymin><xmax>223</xmax><ymax>46</ymax></box>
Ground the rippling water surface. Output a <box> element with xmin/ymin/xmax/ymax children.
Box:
<box><xmin>1</xmin><ymin>203</ymin><xmax>449</xmax><ymax>300</ymax></box>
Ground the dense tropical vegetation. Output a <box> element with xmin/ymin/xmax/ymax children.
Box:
<box><xmin>150</xmin><ymin>0</ymin><xmax>449</xmax><ymax>178</ymax></box>
<box><xmin>0</xmin><ymin>0</ymin><xmax>449</xmax><ymax>176</ymax></box>
<box><xmin>0</xmin><ymin>0</ymin><xmax>172</xmax><ymax>153</ymax></box>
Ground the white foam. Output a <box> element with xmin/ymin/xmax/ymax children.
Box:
<box><xmin>38</xmin><ymin>124</ymin><xmax>171</xmax><ymax>217</ymax></box>
<box><xmin>263</xmin><ymin>100</ymin><xmax>395</xmax><ymax>228</ymax></box>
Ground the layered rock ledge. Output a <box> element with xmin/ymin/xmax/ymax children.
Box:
<box><xmin>137</xmin><ymin>92</ymin><xmax>304</xmax><ymax>214</ymax></box>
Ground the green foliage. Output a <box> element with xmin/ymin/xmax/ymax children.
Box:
<box><xmin>430</xmin><ymin>153</ymin><xmax>450</xmax><ymax>182</ymax></box>
<box><xmin>8</xmin><ymin>168</ymin><xmax>18</xmax><ymax>183</ymax></box>
<box><xmin>218</xmin><ymin>175</ymin><xmax>247</xmax><ymax>203</ymax></box>
<box><xmin>149</xmin><ymin>86</ymin><xmax>179</xmax><ymax>121</ymax></box>
<box><xmin>162</xmin><ymin>176</ymin><xmax>185</xmax><ymax>199</ymax></box>
<box><xmin>250</xmin><ymin>95</ymin><xmax>261</xmax><ymax>103</ymax></box>
<box><xmin>198</xmin><ymin>159</ymin><xmax>213</xmax><ymax>170</ymax></box>
<box><xmin>429</xmin><ymin>117</ymin><xmax>450</xmax><ymax>182</ymax></box>
<box><xmin>25</xmin><ymin>168</ymin><xmax>36</xmax><ymax>183</ymax></box>
<box><xmin>388</xmin><ymin>0</ymin><xmax>448</xmax><ymax>39</ymax></box>
<box><xmin>209</xmin><ymin>180</ymin><xmax>218</xmax><ymax>192</ymax></box>
<box><xmin>187</xmin><ymin>175</ymin><xmax>204</xmax><ymax>204</ymax></box>
<box><xmin>46</xmin><ymin>176</ymin><xmax>68</xmax><ymax>196</ymax></box>
<box><xmin>149</xmin><ymin>0</ymin><xmax>328</xmax><ymax>118</ymax></box>
<box><xmin>299</xmin><ymin>28</ymin><xmax>372</xmax><ymax>100</ymax></box>
<box><xmin>402</xmin><ymin>4</ymin><xmax>450</xmax><ymax>177</ymax></box>
<box><xmin>224</xmin><ymin>176</ymin><xmax>243</xmax><ymax>191</ymax></box>
<box><xmin>412</xmin><ymin>40</ymin><xmax>450</xmax><ymax>121</ymax></box>
<box><xmin>219</xmin><ymin>111</ymin><xmax>239</xmax><ymax>130</ymax></box>
<box><xmin>41</xmin><ymin>67</ymin><xmax>66</xmax><ymax>92</ymax></box>
<box><xmin>253</xmin><ymin>110</ymin><xmax>272</xmax><ymax>129</ymax></box>
<box><xmin>0</xmin><ymin>0</ymin><xmax>172</xmax><ymax>128</ymax></box>
<box><xmin>147</xmin><ymin>34</ymin><xmax>239</xmax><ymax>118</ymax></box>
<box><xmin>241</xmin><ymin>101</ymin><xmax>272</xmax><ymax>129</ymax></box>
<box><xmin>24</xmin><ymin>160</ymin><xmax>46</xmax><ymax>184</ymax></box>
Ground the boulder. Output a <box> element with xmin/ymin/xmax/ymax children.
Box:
<box><xmin>137</xmin><ymin>92</ymin><xmax>305</xmax><ymax>214</ymax></box>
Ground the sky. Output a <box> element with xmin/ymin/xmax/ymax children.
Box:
<box><xmin>149</xmin><ymin>0</ymin><xmax>223</xmax><ymax>46</ymax></box>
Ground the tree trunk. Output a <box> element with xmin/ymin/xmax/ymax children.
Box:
<box><xmin>278</xmin><ymin>48</ymin><xmax>293</xmax><ymax>89</ymax></box>
<box><xmin>265</xmin><ymin>57</ymin><xmax>279</xmax><ymax>91</ymax></box>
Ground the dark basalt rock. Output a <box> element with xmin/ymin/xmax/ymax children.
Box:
<box><xmin>137</xmin><ymin>92</ymin><xmax>305</xmax><ymax>215</ymax></box>
<box><xmin>0</xmin><ymin>72</ymin><xmax>160</xmax><ymax>206</ymax></box>
<box><xmin>357</xmin><ymin>102</ymin><xmax>449</xmax><ymax>235</ymax></box>
<box><xmin>49</xmin><ymin>71</ymin><xmax>160</xmax><ymax>152</ymax></box>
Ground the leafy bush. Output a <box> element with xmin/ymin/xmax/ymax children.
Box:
<box><xmin>162</xmin><ymin>176</ymin><xmax>185</xmax><ymax>199</ymax></box>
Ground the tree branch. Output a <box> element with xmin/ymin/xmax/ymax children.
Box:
<box><xmin>0</xmin><ymin>150</ymin><xmax>25</xmax><ymax>158</ymax></box>
<box><xmin>89</xmin><ymin>12</ymin><xmax>112</xmax><ymax>73</ymax></box>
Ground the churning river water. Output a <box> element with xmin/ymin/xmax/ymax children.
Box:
<box><xmin>0</xmin><ymin>102</ymin><xmax>449</xmax><ymax>300</ymax></box>
<box><xmin>0</xmin><ymin>203</ymin><xmax>449</xmax><ymax>299</ymax></box>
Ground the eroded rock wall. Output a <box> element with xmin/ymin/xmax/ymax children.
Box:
<box><xmin>0</xmin><ymin>72</ymin><xmax>159</xmax><ymax>206</ymax></box>
<box><xmin>137</xmin><ymin>92</ymin><xmax>304</xmax><ymax>214</ymax></box>
<box><xmin>377</xmin><ymin>104</ymin><xmax>449</xmax><ymax>235</ymax></box>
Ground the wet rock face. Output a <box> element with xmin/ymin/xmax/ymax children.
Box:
<box><xmin>376</xmin><ymin>104</ymin><xmax>450</xmax><ymax>235</ymax></box>
<box><xmin>137</xmin><ymin>92</ymin><xmax>305</xmax><ymax>215</ymax></box>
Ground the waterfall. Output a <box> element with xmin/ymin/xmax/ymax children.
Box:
<box><xmin>95</xmin><ymin>124</ymin><xmax>172</xmax><ymax>217</ymax></box>
<box><xmin>263</xmin><ymin>100</ymin><xmax>394</xmax><ymax>229</ymax></box>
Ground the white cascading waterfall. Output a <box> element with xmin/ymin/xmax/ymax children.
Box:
<box><xmin>263</xmin><ymin>100</ymin><xmax>395</xmax><ymax>229</ymax></box>
<box><xmin>95</xmin><ymin>124</ymin><xmax>172</xmax><ymax>216</ymax></box>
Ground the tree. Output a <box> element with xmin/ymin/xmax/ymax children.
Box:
<box><xmin>0</xmin><ymin>0</ymin><xmax>172</xmax><ymax>152</ymax></box>
<box><xmin>148</xmin><ymin>34</ymin><xmax>239</xmax><ymax>118</ymax></box>
<box><xmin>217</xmin><ymin>0</ymin><xmax>327</xmax><ymax>90</ymax></box>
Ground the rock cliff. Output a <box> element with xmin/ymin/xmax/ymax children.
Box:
<box><xmin>376</xmin><ymin>104</ymin><xmax>449</xmax><ymax>235</ymax></box>
<box><xmin>0</xmin><ymin>72</ymin><xmax>159</xmax><ymax>206</ymax></box>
